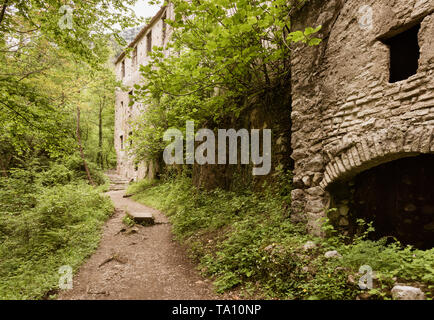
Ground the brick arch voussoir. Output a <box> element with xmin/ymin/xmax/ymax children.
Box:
<box><xmin>320</xmin><ymin>126</ymin><xmax>434</xmax><ymax>189</ymax></box>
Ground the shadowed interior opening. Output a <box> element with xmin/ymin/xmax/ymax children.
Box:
<box><xmin>382</xmin><ymin>24</ymin><xmax>421</xmax><ymax>83</ymax></box>
<box><xmin>330</xmin><ymin>154</ymin><xmax>434</xmax><ymax>250</ymax></box>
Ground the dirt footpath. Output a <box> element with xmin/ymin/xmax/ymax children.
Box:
<box><xmin>58</xmin><ymin>188</ymin><xmax>219</xmax><ymax>300</ymax></box>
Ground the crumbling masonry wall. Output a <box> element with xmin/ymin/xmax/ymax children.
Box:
<box><xmin>290</xmin><ymin>0</ymin><xmax>434</xmax><ymax>235</ymax></box>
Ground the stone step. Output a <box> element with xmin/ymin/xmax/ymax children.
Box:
<box><xmin>106</xmin><ymin>174</ymin><xmax>132</xmax><ymax>191</ymax></box>
<box><xmin>110</xmin><ymin>186</ymin><xmax>127</xmax><ymax>191</ymax></box>
<box><xmin>127</xmin><ymin>211</ymin><xmax>155</xmax><ymax>225</ymax></box>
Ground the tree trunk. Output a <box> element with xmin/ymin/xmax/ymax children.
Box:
<box><xmin>76</xmin><ymin>106</ymin><xmax>95</xmax><ymax>186</ymax></box>
<box><xmin>97</xmin><ymin>98</ymin><xmax>104</xmax><ymax>169</ymax></box>
<box><xmin>0</xmin><ymin>157</ymin><xmax>8</xmax><ymax>178</ymax></box>
<box><xmin>0</xmin><ymin>0</ymin><xmax>9</xmax><ymax>26</ymax></box>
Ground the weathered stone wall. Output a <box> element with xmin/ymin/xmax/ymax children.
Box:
<box><xmin>192</xmin><ymin>90</ymin><xmax>294</xmax><ymax>191</ymax></box>
<box><xmin>114</xmin><ymin>5</ymin><xmax>174</xmax><ymax>181</ymax></box>
<box><xmin>290</xmin><ymin>0</ymin><xmax>434</xmax><ymax>235</ymax></box>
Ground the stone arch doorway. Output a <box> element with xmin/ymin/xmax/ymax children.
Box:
<box><xmin>328</xmin><ymin>154</ymin><xmax>434</xmax><ymax>250</ymax></box>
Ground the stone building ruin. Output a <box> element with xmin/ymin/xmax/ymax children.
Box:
<box><xmin>290</xmin><ymin>0</ymin><xmax>434</xmax><ymax>248</ymax></box>
<box><xmin>114</xmin><ymin>4</ymin><xmax>174</xmax><ymax>181</ymax></box>
<box><xmin>114</xmin><ymin>1</ymin><xmax>433</xmax><ymax>248</ymax></box>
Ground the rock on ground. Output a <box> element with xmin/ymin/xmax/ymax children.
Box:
<box><xmin>324</xmin><ymin>250</ymin><xmax>342</xmax><ymax>259</ymax></box>
<box><xmin>391</xmin><ymin>286</ymin><xmax>426</xmax><ymax>300</ymax></box>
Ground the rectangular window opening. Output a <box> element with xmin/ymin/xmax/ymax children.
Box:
<box><xmin>132</xmin><ymin>46</ymin><xmax>138</xmax><ymax>68</ymax></box>
<box><xmin>382</xmin><ymin>23</ymin><xmax>421</xmax><ymax>83</ymax></box>
<box><xmin>128</xmin><ymin>90</ymin><xmax>133</xmax><ymax>107</ymax></box>
<box><xmin>121</xmin><ymin>60</ymin><xmax>125</xmax><ymax>78</ymax></box>
<box><xmin>147</xmin><ymin>31</ymin><xmax>152</xmax><ymax>55</ymax></box>
<box><xmin>120</xmin><ymin>135</ymin><xmax>124</xmax><ymax>150</ymax></box>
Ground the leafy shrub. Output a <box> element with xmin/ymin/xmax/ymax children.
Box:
<box><xmin>64</xmin><ymin>154</ymin><xmax>107</xmax><ymax>186</ymax></box>
<box><xmin>126</xmin><ymin>179</ymin><xmax>159</xmax><ymax>196</ymax></box>
<box><xmin>0</xmin><ymin>170</ymin><xmax>38</xmax><ymax>215</ymax></box>
<box><xmin>0</xmin><ymin>180</ymin><xmax>113</xmax><ymax>299</ymax></box>
<box><xmin>37</xmin><ymin>164</ymin><xmax>73</xmax><ymax>187</ymax></box>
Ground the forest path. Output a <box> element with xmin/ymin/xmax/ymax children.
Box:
<box><xmin>57</xmin><ymin>173</ymin><xmax>218</xmax><ymax>300</ymax></box>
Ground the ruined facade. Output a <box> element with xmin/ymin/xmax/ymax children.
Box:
<box><xmin>290</xmin><ymin>0</ymin><xmax>434</xmax><ymax>247</ymax></box>
<box><xmin>114</xmin><ymin>4</ymin><xmax>174</xmax><ymax>181</ymax></box>
<box><xmin>114</xmin><ymin>1</ymin><xmax>433</xmax><ymax>247</ymax></box>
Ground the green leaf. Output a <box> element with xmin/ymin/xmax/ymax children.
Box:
<box><xmin>308</xmin><ymin>38</ymin><xmax>322</xmax><ymax>46</ymax></box>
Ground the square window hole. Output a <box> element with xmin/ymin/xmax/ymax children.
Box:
<box><xmin>382</xmin><ymin>23</ymin><xmax>421</xmax><ymax>83</ymax></box>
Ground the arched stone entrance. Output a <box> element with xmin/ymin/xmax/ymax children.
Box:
<box><xmin>288</xmin><ymin>0</ymin><xmax>434</xmax><ymax>238</ymax></box>
<box><xmin>328</xmin><ymin>154</ymin><xmax>434</xmax><ymax>249</ymax></box>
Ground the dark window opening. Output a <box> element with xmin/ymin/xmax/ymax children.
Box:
<box><xmin>330</xmin><ymin>155</ymin><xmax>434</xmax><ymax>250</ymax></box>
<box><xmin>382</xmin><ymin>24</ymin><xmax>421</xmax><ymax>83</ymax></box>
<box><xmin>128</xmin><ymin>90</ymin><xmax>134</xmax><ymax>107</ymax></box>
<box><xmin>129</xmin><ymin>131</ymin><xmax>133</xmax><ymax>147</ymax></box>
<box><xmin>147</xmin><ymin>31</ymin><xmax>152</xmax><ymax>55</ymax></box>
<box><xmin>162</xmin><ymin>12</ymin><xmax>167</xmax><ymax>45</ymax></box>
<box><xmin>121</xmin><ymin>60</ymin><xmax>125</xmax><ymax>78</ymax></box>
<box><xmin>120</xmin><ymin>135</ymin><xmax>124</xmax><ymax>150</ymax></box>
<box><xmin>132</xmin><ymin>46</ymin><xmax>138</xmax><ymax>68</ymax></box>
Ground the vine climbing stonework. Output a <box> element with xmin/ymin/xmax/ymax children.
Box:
<box><xmin>289</xmin><ymin>0</ymin><xmax>434</xmax><ymax>235</ymax></box>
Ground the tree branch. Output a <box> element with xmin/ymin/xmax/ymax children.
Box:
<box><xmin>0</xmin><ymin>0</ymin><xmax>9</xmax><ymax>26</ymax></box>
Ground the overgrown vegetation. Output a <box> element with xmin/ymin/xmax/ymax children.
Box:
<box><xmin>122</xmin><ymin>214</ymin><xmax>137</xmax><ymax>227</ymax></box>
<box><xmin>0</xmin><ymin>0</ymin><xmax>140</xmax><ymax>299</ymax></box>
<box><xmin>0</xmin><ymin>0</ymin><xmax>142</xmax><ymax>176</ymax></box>
<box><xmin>129</xmin><ymin>174</ymin><xmax>434</xmax><ymax>300</ymax></box>
<box><xmin>0</xmin><ymin>163</ymin><xmax>113</xmax><ymax>300</ymax></box>
<box><xmin>131</xmin><ymin>0</ymin><xmax>321</xmax><ymax>165</ymax></box>
<box><xmin>2</xmin><ymin>0</ymin><xmax>431</xmax><ymax>301</ymax></box>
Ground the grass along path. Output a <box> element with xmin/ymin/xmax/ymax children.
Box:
<box><xmin>58</xmin><ymin>174</ymin><xmax>218</xmax><ymax>300</ymax></box>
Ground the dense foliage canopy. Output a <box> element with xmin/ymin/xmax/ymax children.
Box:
<box><xmin>0</xmin><ymin>0</ymin><xmax>141</xmax><ymax>173</ymax></box>
<box><xmin>0</xmin><ymin>0</ymin><xmax>141</xmax><ymax>299</ymax></box>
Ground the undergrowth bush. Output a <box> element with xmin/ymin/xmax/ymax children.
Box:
<box><xmin>131</xmin><ymin>174</ymin><xmax>434</xmax><ymax>300</ymax></box>
<box><xmin>64</xmin><ymin>154</ymin><xmax>107</xmax><ymax>186</ymax></box>
<box><xmin>0</xmin><ymin>167</ymin><xmax>113</xmax><ymax>299</ymax></box>
<box><xmin>37</xmin><ymin>164</ymin><xmax>74</xmax><ymax>187</ymax></box>
<box><xmin>125</xmin><ymin>178</ymin><xmax>159</xmax><ymax>197</ymax></box>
